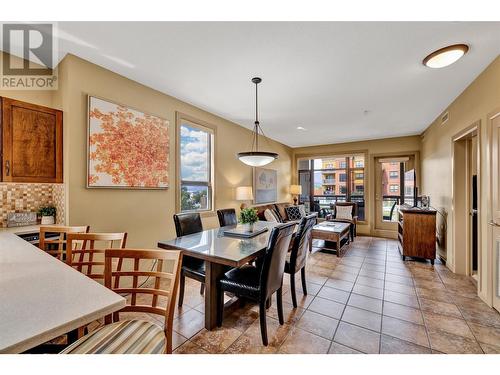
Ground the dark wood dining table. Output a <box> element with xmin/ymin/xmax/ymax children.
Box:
<box><xmin>158</xmin><ymin>220</ymin><xmax>293</xmax><ymax>330</ymax></box>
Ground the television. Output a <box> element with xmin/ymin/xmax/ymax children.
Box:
<box><xmin>404</xmin><ymin>169</ymin><xmax>417</xmax><ymax>207</ymax></box>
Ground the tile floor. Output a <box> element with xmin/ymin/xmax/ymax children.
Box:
<box><xmin>94</xmin><ymin>236</ymin><xmax>500</xmax><ymax>354</ymax></box>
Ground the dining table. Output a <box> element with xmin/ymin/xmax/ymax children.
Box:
<box><xmin>158</xmin><ymin>220</ymin><xmax>295</xmax><ymax>330</ymax></box>
<box><xmin>0</xmin><ymin>230</ymin><xmax>126</xmax><ymax>353</ymax></box>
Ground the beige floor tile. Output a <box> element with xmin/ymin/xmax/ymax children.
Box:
<box><xmin>317</xmin><ymin>285</ymin><xmax>350</xmax><ymax>304</ymax></box>
<box><xmin>296</xmin><ymin>310</ymin><xmax>339</xmax><ymax>339</ymax></box>
<box><xmin>384</xmin><ymin>281</ymin><xmax>416</xmax><ymax>296</ymax></box>
<box><xmin>330</xmin><ymin>270</ymin><xmax>358</xmax><ymax>282</ymax></box>
<box><xmin>418</xmin><ymin>297</ymin><xmax>463</xmax><ymax>318</ymax></box>
<box><xmin>324</xmin><ymin>278</ymin><xmax>354</xmax><ymax>292</ymax></box>
<box><xmin>427</xmin><ymin>329</ymin><xmax>483</xmax><ymax>354</ymax></box>
<box><xmin>384</xmin><ymin>290</ymin><xmax>420</xmax><ymax>308</ymax></box>
<box><xmin>334</xmin><ymin>321</ymin><xmax>380</xmax><ymax>354</ymax></box>
<box><xmin>383</xmin><ymin>301</ymin><xmax>424</xmax><ymax>325</ymax></box>
<box><xmin>328</xmin><ymin>342</ymin><xmax>362</xmax><ymax>354</ymax></box>
<box><xmin>352</xmin><ymin>284</ymin><xmax>384</xmax><ymax>299</ymax></box>
<box><xmin>174</xmin><ymin>340</ymin><xmax>209</xmax><ymax>354</ymax></box>
<box><xmin>222</xmin><ymin>306</ymin><xmax>259</xmax><ymax>332</ymax></box>
<box><xmin>172</xmin><ymin>308</ymin><xmax>205</xmax><ymax>339</ymax></box>
<box><xmin>347</xmin><ymin>293</ymin><xmax>383</xmax><ymax>314</ymax></box>
<box><xmin>341</xmin><ymin>305</ymin><xmax>382</xmax><ymax>332</ymax></box>
<box><xmin>308</xmin><ymin>296</ymin><xmax>346</xmax><ymax>319</ymax></box>
<box><xmin>265</xmin><ymin>302</ymin><xmax>306</xmax><ymax>324</ymax></box>
<box><xmin>356</xmin><ymin>275</ymin><xmax>385</xmax><ymax>289</ymax></box>
<box><xmin>380</xmin><ymin>335</ymin><xmax>431</xmax><ymax>354</ymax></box>
<box><xmin>422</xmin><ymin>311</ymin><xmax>475</xmax><ymax>339</ymax></box>
<box><xmin>279</xmin><ymin>327</ymin><xmax>331</xmax><ymax>354</ymax></box>
<box><xmin>381</xmin><ymin>316</ymin><xmax>429</xmax><ymax>348</ymax></box>
<box><xmin>468</xmin><ymin>322</ymin><xmax>500</xmax><ymax>347</ymax></box>
<box><xmin>479</xmin><ymin>342</ymin><xmax>500</xmax><ymax>354</ymax></box>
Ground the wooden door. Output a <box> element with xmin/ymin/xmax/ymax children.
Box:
<box><xmin>1</xmin><ymin>97</ymin><xmax>63</xmax><ymax>183</ymax></box>
<box><xmin>490</xmin><ymin>112</ymin><xmax>500</xmax><ymax>312</ymax></box>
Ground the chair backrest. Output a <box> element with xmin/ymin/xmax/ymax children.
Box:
<box><xmin>104</xmin><ymin>248</ymin><xmax>182</xmax><ymax>352</ymax></box>
<box><xmin>259</xmin><ymin>221</ymin><xmax>296</xmax><ymax>300</ymax></box>
<box><xmin>173</xmin><ymin>213</ymin><xmax>203</xmax><ymax>237</ymax></box>
<box><xmin>289</xmin><ymin>213</ymin><xmax>318</xmax><ymax>273</ymax></box>
<box><xmin>66</xmin><ymin>232</ymin><xmax>127</xmax><ymax>281</ymax></box>
<box><xmin>334</xmin><ymin>201</ymin><xmax>357</xmax><ymax>218</ymax></box>
<box><xmin>39</xmin><ymin>225</ymin><xmax>90</xmax><ymax>260</ymax></box>
<box><xmin>217</xmin><ymin>208</ymin><xmax>237</xmax><ymax>227</ymax></box>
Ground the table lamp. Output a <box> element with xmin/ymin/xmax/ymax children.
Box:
<box><xmin>290</xmin><ymin>184</ymin><xmax>302</xmax><ymax>205</ymax></box>
<box><xmin>236</xmin><ymin>186</ymin><xmax>253</xmax><ymax>210</ymax></box>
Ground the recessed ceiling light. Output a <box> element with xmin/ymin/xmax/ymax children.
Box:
<box><xmin>423</xmin><ymin>44</ymin><xmax>469</xmax><ymax>69</ymax></box>
<box><xmin>297</xmin><ymin>126</ymin><xmax>307</xmax><ymax>131</ymax></box>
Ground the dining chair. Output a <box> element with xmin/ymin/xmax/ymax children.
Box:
<box><xmin>328</xmin><ymin>202</ymin><xmax>358</xmax><ymax>241</ymax></box>
<box><xmin>285</xmin><ymin>213</ymin><xmax>317</xmax><ymax>308</ymax></box>
<box><xmin>216</xmin><ymin>221</ymin><xmax>296</xmax><ymax>346</ymax></box>
<box><xmin>39</xmin><ymin>225</ymin><xmax>90</xmax><ymax>260</ymax></box>
<box><xmin>173</xmin><ymin>213</ymin><xmax>206</xmax><ymax>306</ymax></box>
<box><xmin>217</xmin><ymin>208</ymin><xmax>238</xmax><ymax>227</ymax></box>
<box><xmin>61</xmin><ymin>248</ymin><xmax>182</xmax><ymax>354</ymax></box>
<box><xmin>66</xmin><ymin>232</ymin><xmax>128</xmax><ymax>282</ymax></box>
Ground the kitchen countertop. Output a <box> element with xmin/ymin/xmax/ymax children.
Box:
<box><xmin>0</xmin><ymin>230</ymin><xmax>125</xmax><ymax>353</ymax></box>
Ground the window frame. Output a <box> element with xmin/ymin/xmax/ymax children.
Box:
<box><xmin>176</xmin><ymin>112</ymin><xmax>216</xmax><ymax>214</ymax></box>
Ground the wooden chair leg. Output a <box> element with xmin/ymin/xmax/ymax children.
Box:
<box><xmin>277</xmin><ymin>288</ymin><xmax>284</xmax><ymax>325</ymax></box>
<box><xmin>301</xmin><ymin>267</ymin><xmax>308</xmax><ymax>295</ymax></box>
<box><xmin>290</xmin><ymin>273</ymin><xmax>297</xmax><ymax>308</ymax></box>
<box><xmin>259</xmin><ymin>302</ymin><xmax>268</xmax><ymax>346</ymax></box>
<box><xmin>178</xmin><ymin>272</ymin><xmax>185</xmax><ymax>307</ymax></box>
<box><xmin>200</xmin><ymin>282</ymin><xmax>205</xmax><ymax>295</ymax></box>
<box><xmin>165</xmin><ymin>334</ymin><xmax>172</xmax><ymax>354</ymax></box>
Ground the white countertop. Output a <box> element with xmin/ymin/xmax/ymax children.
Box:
<box><xmin>0</xmin><ymin>225</ymin><xmax>43</xmax><ymax>234</ymax></box>
<box><xmin>0</xmin><ymin>231</ymin><xmax>126</xmax><ymax>353</ymax></box>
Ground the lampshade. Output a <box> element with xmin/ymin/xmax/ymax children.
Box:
<box><xmin>236</xmin><ymin>186</ymin><xmax>253</xmax><ymax>201</ymax></box>
<box><xmin>237</xmin><ymin>152</ymin><xmax>278</xmax><ymax>167</ymax></box>
<box><xmin>290</xmin><ymin>185</ymin><xmax>302</xmax><ymax>195</ymax></box>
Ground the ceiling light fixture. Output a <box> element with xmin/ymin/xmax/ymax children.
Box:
<box><xmin>297</xmin><ymin>126</ymin><xmax>307</xmax><ymax>131</ymax></box>
<box><xmin>237</xmin><ymin>77</ymin><xmax>278</xmax><ymax>167</ymax></box>
<box><xmin>423</xmin><ymin>44</ymin><xmax>469</xmax><ymax>69</ymax></box>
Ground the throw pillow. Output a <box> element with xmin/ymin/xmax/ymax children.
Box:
<box><xmin>285</xmin><ymin>205</ymin><xmax>303</xmax><ymax>221</ymax></box>
<box><xmin>264</xmin><ymin>208</ymin><xmax>279</xmax><ymax>222</ymax></box>
<box><xmin>335</xmin><ymin>205</ymin><xmax>353</xmax><ymax>220</ymax></box>
<box><xmin>297</xmin><ymin>204</ymin><xmax>306</xmax><ymax>217</ymax></box>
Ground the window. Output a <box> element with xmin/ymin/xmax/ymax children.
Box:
<box><xmin>179</xmin><ymin>120</ymin><xmax>214</xmax><ymax>212</ymax></box>
<box><xmin>389</xmin><ymin>171</ymin><xmax>398</xmax><ymax>178</ymax></box>
<box><xmin>389</xmin><ymin>184</ymin><xmax>399</xmax><ymax>193</ymax></box>
<box><xmin>299</xmin><ymin>154</ymin><xmax>365</xmax><ymax>221</ymax></box>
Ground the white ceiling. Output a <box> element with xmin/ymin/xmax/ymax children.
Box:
<box><xmin>52</xmin><ymin>22</ymin><xmax>500</xmax><ymax>147</ymax></box>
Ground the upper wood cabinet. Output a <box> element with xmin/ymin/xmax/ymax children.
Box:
<box><xmin>1</xmin><ymin>97</ymin><xmax>63</xmax><ymax>183</ymax></box>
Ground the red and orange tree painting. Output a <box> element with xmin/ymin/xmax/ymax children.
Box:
<box><xmin>88</xmin><ymin>99</ymin><xmax>169</xmax><ymax>188</ymax></box>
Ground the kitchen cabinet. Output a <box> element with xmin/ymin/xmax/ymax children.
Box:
<box><xmin>1</xmin><ymin>97</ymin><xmax>63</xmax><ymax>183</ymax></box>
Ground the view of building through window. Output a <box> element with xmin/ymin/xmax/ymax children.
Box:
<box><xmin>381</xmin><ymin>161</ymin><xmax>403</xmax><ymax>221</ymax></box>
<box><xmin>299</xmin><ymin>155</ymin><xmax>365</xmax><ymax>220</ymax></box>
<box><xmin>180</xmin><ymin>122</ymin><xmax>213</xmax><ymax>211</ymax></box>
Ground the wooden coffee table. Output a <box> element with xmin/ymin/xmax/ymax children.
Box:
<box><xmin>312</xmin><ymin>221</ymin><xmax>351</xmax><ymax>257</ymax></box>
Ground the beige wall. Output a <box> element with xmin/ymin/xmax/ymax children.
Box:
<box><xmin>421</xmin><ymin>55</ymin><xmax>500</xmax><ymax>304</ymax></box>
<box><xmin>57</xmin><ymin>54</ymin><xmax>292</xmax><ymax>248</ymax></box>
<box><xmin>293</xmin><ymin>135</ymin><xmax>421</xmax><ymax>236</ymax></box>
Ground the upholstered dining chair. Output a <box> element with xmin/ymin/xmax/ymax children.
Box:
<box><xmin>173</xmin><ymin>213</ymin><xmax>205</xmax><ymax>306</ymax></box>
<box><xmin>216</xmin><ymin>208</ymin><xmax>238</xmax><ymax>227</ymax></box>
<box><xmin>216</xmin><ymin>221</ymin><xmax>296</xmax><ymax>346</ymax></box>
<box><xmin>66</xmin><ymin>232</ymin><xmax>128</xmax><ymax>282</ymax></box>
<box><xmin>61</xmin><ymin>248</ymin><xmax>182</xmax><ymax>354</ymax></box>
<box><xmin>39</xmin><ymin>225</ymin><xmax>90</xmax><ymax>260</ymax></box>
<box><xmin>285</xmin><ymin>213</ymin><xmax>317</xmax><ymax>308</ymax></box>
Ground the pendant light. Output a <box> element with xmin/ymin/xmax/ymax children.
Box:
<box><xmin>237</xmin><ymin>77</ymin><xmax>278</xmax><ymax>167</ymax></box>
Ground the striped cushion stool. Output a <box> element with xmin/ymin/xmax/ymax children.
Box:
<box><xmin>61</xmin><ymin>320</ymin><xmax>166</xmax><ymax>354</ymax></box>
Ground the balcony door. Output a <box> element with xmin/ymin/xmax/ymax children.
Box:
<box><xmin>374</xmin><ymin>157</ymin><xmax>409</xmax><ymax>233</ymax></box>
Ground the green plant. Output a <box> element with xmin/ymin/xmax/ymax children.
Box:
<box><xmin>38</xmin><ymin>205</ymin><xmax>56</xmax><ymax>217</ymax></box>
<box><xmin>239</xmin><ymin>208</ymin><xmax>259</xmax><ymax>225</ymax></box>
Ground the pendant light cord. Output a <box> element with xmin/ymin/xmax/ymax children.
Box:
<box><xmin>254</xmin><ymin>79</ymin><xmax>259</xmax><ymax>151</ymax></box>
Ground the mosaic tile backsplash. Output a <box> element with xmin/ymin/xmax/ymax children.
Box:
<box><xmin>0</xmin><ymin>183</ymin><xmax>65</xmax><ymax>227</ymax></box>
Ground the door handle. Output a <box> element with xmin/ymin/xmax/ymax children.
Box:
<box><xmin>489</xmin><ymin>220</ymin><xmax>500</xmax><ymax>227</ymax></box>
<box><xmin>5</xmin><ymin>160</ymin><xmax>9</xmax><ymax>176</ymax></box>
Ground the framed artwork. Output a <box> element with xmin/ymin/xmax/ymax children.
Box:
<box><xmin>87</xmin><ymin>96</ymin><xmax>169</xmax><ymax>189</ymax></box>
<box><xmin>253</xmin><ymin>167</ymin><xmax>277</xmax><ymax>204</ymax></box>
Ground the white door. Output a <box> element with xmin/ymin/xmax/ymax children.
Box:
<box><xmin>490</xmin><ymin>112</ymin><xmax>500</xmax><ymax>312</ymax></box>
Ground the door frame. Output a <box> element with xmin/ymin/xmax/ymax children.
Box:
<box><xmin>487</xmin><ymin>109</ymin><xmax>500</xmax><ymax>309</ymax></box>
<box><xmin>371</xmin><ymin>150</ymin><xmax>420</xmax><ymax>238</ymax></box>
<box><xmin>451</xmin><ymin>121</ymin><xmax>481</xmax><ymax>278</ymax></box>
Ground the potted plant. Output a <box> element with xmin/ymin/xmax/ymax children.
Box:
<box><xmin>239</xmin><ymin>207</ymin><xmax>259</xmax><ymax>232</ymax></box>
<box><xmin>38</xmin><ymin>205</ymin><xmax>56</xmax><ymax>225</ymax></box>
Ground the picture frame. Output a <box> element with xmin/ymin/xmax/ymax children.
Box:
<box><xmin>253</xmin><ymin>167</ymin><xmax>277</xmax><ymax>204</ymax></box>
<box><xmin>87</xmin><ymin>95</ymin><xmax>170</xmax><ymax>189</ymax></box>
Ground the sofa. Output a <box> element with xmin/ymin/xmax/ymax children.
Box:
<box><xmin>251</xmin><ymin>202</ymin><xmax>294</xmax><ymax>222</ymax></box>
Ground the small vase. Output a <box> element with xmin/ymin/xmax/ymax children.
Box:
<box><xmin>41</xmin><ymin>215</ymin><xmax>55</xmax><ymax>225</ymax></box>
<box><xmin>248</xmin><ymin>222</ymin><xmax>254</xmax><ymax>233</ymax></box>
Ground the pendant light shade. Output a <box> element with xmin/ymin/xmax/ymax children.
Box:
<box><xmin>237</xmin><ymin>77</ymin><xmax>278</xmax><ymax>167</ymax></box>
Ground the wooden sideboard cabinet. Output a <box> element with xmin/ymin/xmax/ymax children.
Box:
<box><xmin>397</xmin><ymin>207</ymin><xmax>437</xmax><ymax>264</ymax></box>
<box><xmin>1</xmin><ymin>97</ymin><xmax>63</xmax><ymax>183</ymax></box>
